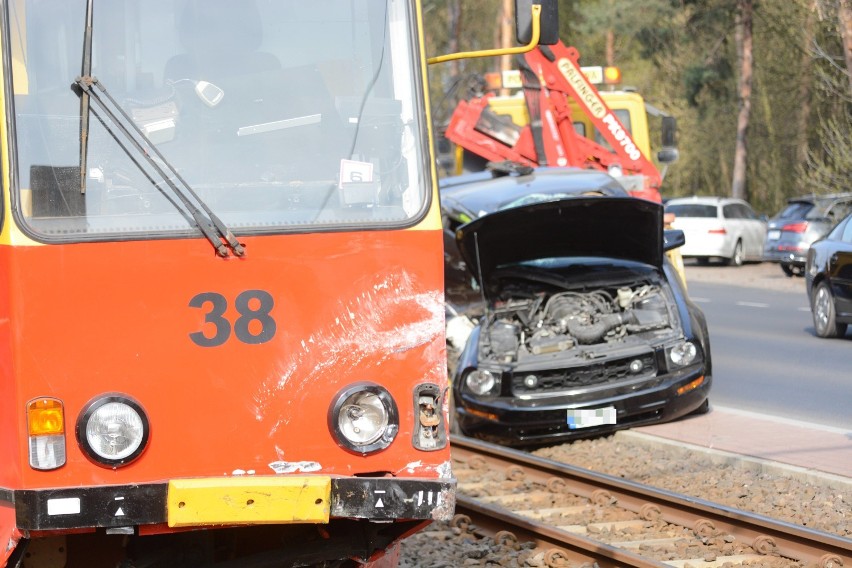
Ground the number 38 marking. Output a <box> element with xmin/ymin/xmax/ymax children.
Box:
<box><xmin>189</xmin><ymin>290</ymin><xmax>276</xmax><ymax>347</ymax></box>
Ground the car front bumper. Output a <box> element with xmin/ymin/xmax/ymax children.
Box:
<box><xmin>455</xmin><ymin>365</ymin><xmax>710</xmax><ymax>447</ymax></box>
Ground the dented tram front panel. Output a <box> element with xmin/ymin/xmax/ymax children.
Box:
<box><xmin>0</xmin><ymin>1</ymin><xmax>454</xmax><ymax>566</ymax></box>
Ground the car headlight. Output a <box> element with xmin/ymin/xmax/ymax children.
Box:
<box><xmin>329</xmin><ymin>383</ymin><xmax>398</xmax><ymax>455</ymax></box>
<box><xmin>464</xmin><ymin>369</ymin><xmax>500</xmax><ymax>396</ymax></box>
<box><xmin>76</xmin><ymin>395</ymin><xmax>149</xmax><ymax>468</ymax></box>
<box><xmin>667</xmin><ymin>341</ymin><xmax>698</xmax><ymax>368</ymax></box>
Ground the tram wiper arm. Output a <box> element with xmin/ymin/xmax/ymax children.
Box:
<box><xmin>78</xmin><ymin>0</ymin><xmax>94</xmax><ymax>195</ymax></box>
<box><xmin>75</xmin><ymin>76</ymin><xmax>245</xmax><ymax>258</ymax></box>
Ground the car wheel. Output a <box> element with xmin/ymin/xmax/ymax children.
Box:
<box><xmin>812</xmin><ymin>281</ymin><xmax>848</xmax><ymax>338</ymax></box>
<box><xmin>780</xmin><ymin>263</ymin><xmax>795</xmax><ymax>277</ymax></box>
<box><xmin>726</xmin><ymin>240</ymin><xmax>744</xmax><ymax>267</ymax></box>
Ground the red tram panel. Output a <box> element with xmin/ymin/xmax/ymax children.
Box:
<box><xmin>0</xmin><ymin>1</ymin><xmax>455</xmax><ymax>566</ymax></box>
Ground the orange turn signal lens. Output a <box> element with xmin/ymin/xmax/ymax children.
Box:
<box><xmin>676</xmin><ymin>376</ymin><xmax>705</xmax><ymax>396</ymax></box>
<box><xmin>603</xmin><ymin>66</ymin><xmax>622</xmax><ymax>84</ymax></box>
<box><xmin>27</xmin><ymin>398</ymin><xmax>65</xmax><ymax>436</ymax></box>
<box><xmin>484</xmin><ymin>72</ymin><xmax>502</xmax><ymax>91</ymax></box>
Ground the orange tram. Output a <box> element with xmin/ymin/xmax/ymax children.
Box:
<box><xmin>0</xmin><ymin>1</ymin><xmax>455</xmax><ymax>566</ymax></box>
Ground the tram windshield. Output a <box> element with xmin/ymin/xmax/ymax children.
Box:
<box><xmin>7</xmin><ymin>0</ymin><xmax>429</xmax><ymax>240</ymax></box>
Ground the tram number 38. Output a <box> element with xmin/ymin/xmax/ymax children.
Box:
<box><xmin>189</xmin><ymin>289</ymin><xmax>277</xmax><ymax>347</ymax></box>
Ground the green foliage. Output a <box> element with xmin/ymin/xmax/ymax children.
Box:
<box><xmin>799</xmin><ymin>112</ymin><xmax>852</xmax><ymax>195</ymax></box>
<box><xmin>683</xmin><ymin>64</ymin><xmax>731</xmax><ymax>107</ymax></box>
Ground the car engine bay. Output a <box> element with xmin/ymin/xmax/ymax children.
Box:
<box><xmin>481</xmin><ymin>281</ymin><xmax>683</xmax><ymax>364</ymax></box>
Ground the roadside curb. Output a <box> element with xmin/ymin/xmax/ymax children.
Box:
<box><xmin>616</xmin><ymin>429</ymin><xmax>852</xmax><ymax>492</ymax></box>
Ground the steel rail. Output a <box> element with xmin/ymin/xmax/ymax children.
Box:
<box><xmin>455</xmin><ymin>495</ymin><xmax>669</xmax><ymax>568</ymax></box>
<box><xmin>452</xmin><ymin>436</ymin><xmax>852</xmax><ymax>568</ymax></box>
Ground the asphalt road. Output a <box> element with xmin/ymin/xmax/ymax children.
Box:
<box><xmin>682</xmin><ymin>261</ymin><xmax>851</xmax><ymax>430</ymax></box>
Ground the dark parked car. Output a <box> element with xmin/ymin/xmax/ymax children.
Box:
<box><xmin>765</xmin><ymin>193</ymin><xmax>852</xmax><ymax>277</ymax></box>
<box><xmin>441</xmin><ymin>169</ymin><xmax>712</xmax><ymax>447</ymax></box>
<box><xmin>805</xmin><ymin>212</ymin><xmax>852</xmax><ymax>338</ymax></box>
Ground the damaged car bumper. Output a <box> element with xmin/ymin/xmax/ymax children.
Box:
<box><xmin>454</xmin><ymin>354</ymin><xmax>710</xmax><ymax>446</ymax></box>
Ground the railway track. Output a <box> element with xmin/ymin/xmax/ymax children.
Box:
<box><xmin>449</xmin><ymin>436</ymin><xmax>852</xmax><ymax>568</ymax></box>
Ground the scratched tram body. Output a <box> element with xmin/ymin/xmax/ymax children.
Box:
<box><xmin>0</xmin><ymin>1</ymin><xmax>454</xmax><ymax>566</ymax></box>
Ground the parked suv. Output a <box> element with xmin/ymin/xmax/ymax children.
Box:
<box><xmin>665</xmin><ymin>196</ymin><xmax>767</xmax><ymax>266</ymax></box>
<box><xmin>764</xmin><ymin>193</ymin><xmax>852</xmax><ymax>277</ymax></box>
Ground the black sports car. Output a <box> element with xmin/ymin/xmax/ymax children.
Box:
<box><xmin>442</xmin><ymin>168</ymin><xmax>712</xmax><ymax>447</ymax></box>
<box><xmin>805</xmin><ymin>212</ymin><xmax>852</xmax><ymax>339</ymax></box>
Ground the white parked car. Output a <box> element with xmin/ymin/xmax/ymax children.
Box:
<box><xmin>665</xmin><ymin>197</ymin><xmax>767</xmax><ymax>266</ymax></box>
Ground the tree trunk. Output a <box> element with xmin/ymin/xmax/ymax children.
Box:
<box><xmin>796</xmin><ymin>1</ymin><xmax>817</xmax><ymax>169</ymax></box>
<box><xmin>448</xmin><ymin>0</ymin><xmax>462</xmax><ymax>81</ymax></box>
<box><xmin>732</xmin><ymin>0</ymin><xmax>754</xmax><ymax>201</ymax></box>
<box><xmin>606</xmin><ymin>0</ymin><xmax>615</xmax><ymax>67</ymax></box>
<box><xmin>839</xmin><ymin>0</ymin><xmax>852</xmax><ymax>94</ymax></box>
<box><xmin>606</xmin><ymin>29</ymin><xmax>615</xmax><ymax>67</ymax></box>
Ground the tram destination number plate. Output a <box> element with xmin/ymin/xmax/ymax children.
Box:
<box><xmin>567</xmin><ymin>407</ymin><xmax>617</xmax><ymax>429</ymax></box>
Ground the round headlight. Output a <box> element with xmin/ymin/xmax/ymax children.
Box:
<box><xmin>329</xmin><ymin>384</ymin><xmax>398</xmax><ymax>455</ymax></box>
<box><xmin>465</xmin><ymin>369</ymin><xmax>497</xmax><ymax>395</ymax></box>
<box><xmin>669</xmin><ymin>341</ymin><xmax>698</xmax><ymax>367</ymax></box>
<box><xmin>76</xmin><ymin>395</ymin><xmax>149</xmax><ymax>467</ymax></box>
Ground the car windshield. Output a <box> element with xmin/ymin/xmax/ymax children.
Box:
<box><xmin>665</xmin><ymin>204</ymin><xmax>717</xmax><ymax>218</ymax></box>
<box><xmin>8</xmin><ymin>0</ymin><xmax>429</xmax><ymax>240</ymax></box>
<box><xmin>498</xmin><ymin>192</ymin><xmax>602</xmax><ymax>211</ymax></box>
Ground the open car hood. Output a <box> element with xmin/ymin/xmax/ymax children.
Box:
<box><xmin>455</xmin><ymin>197</ymin><xmax>664</xmax><ymax>295</ymax></box>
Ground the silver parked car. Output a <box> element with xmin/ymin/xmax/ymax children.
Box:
<box><xmin>764</xmin><ymin>193</ymin><xmax>852</xmax><ymax>277</ymax></box>
<box><xmin>665</xmin><ymin>196</ymin><xmax>767</xmax><ymax>266</ymax></box>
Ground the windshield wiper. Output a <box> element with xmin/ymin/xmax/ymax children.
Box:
<box><xmin>75</xmin><ymin>0</ymin><xmax>243</xmax><ymax>258</ymax></box>
<box><xmin>78</xmin><ymin>0</ymin><xmax>94</xmax><ymax>195</ymax></box>
<box><xmin>76</xmin><ymin>77</ymin><xmax>245</xmax><ymax>257</ymax></box>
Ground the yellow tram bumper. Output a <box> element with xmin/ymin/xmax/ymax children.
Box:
<box><xmin>167</xmin><ymin>476</ymin><xmax>331</xmax><ymax>527</ymax></box>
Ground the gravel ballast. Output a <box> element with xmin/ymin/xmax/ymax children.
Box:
<box><xmin>399</xmin><ymin>433</ymin><xmax>851</xmax><ymax>567</ymax></box>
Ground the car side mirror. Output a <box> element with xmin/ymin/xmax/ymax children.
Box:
<box><xmin>661</xmin><ymin>116</ymin><xmax>677</xmax><ymax>148</ymax></box>
<box><xmin>657</xmin><ymin>116</ymin><xmax>679</xmax><ymax>164</ymax></box>
<box><xmin>664</xmin><ymin>229</ymin><xmax>686</xmax><ymax>252</ymax></box>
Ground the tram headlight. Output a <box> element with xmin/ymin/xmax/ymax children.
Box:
<box><xmin>329</xmin><ymin>383</ymin><xmax>398</xmax><ymax>455</ymax></box>
<box><xmin>76</xmin><ymin>395</ymin><xmax>149</xmax><ymax>467</ymax></box>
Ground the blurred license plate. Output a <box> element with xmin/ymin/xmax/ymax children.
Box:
<box><xmin>567</xmin><ymin>407</ymin><xmax>617</xmax><ymax>429</ymax></box>
<box><xmin>767</xmin><ymin>230</ymin><xmax>781</xmax><ymax>240</ymax></box>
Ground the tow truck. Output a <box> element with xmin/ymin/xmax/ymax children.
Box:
<box><xmin>442</xmin><ymin>40</ymin><xmax>679</xmax><ymax>203</ymax></box>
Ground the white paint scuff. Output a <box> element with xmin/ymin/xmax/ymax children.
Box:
<box><xmin>268</xmin><ymin>461</ymin><xmax>322</xmax><ymax>474</ymax></box>
<box><xmin>251</xmin><ymin>270</ymin><xmax>446</xmax><ymax>432</ymax></box>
